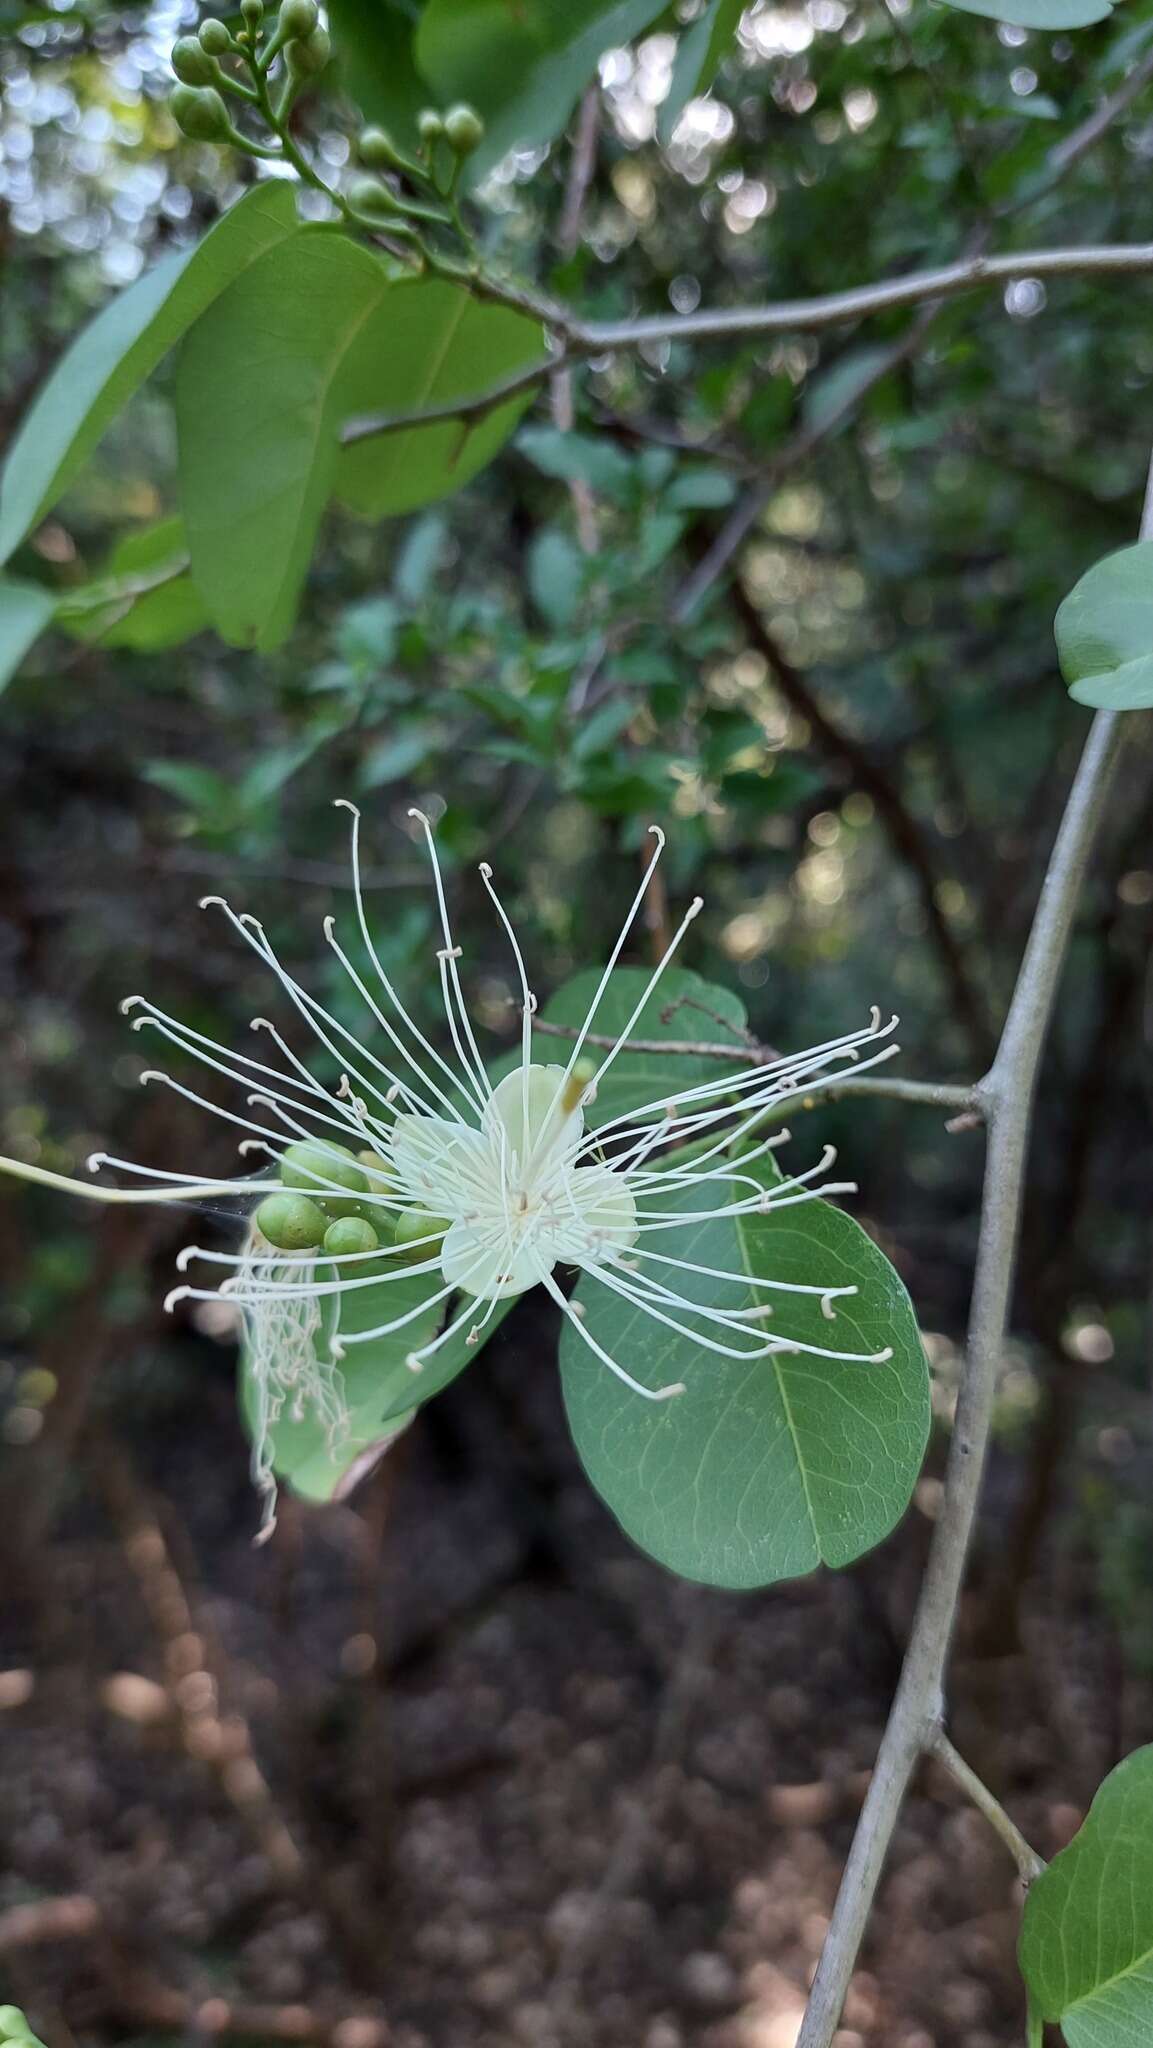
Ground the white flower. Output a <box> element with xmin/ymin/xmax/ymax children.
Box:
<box><xmin>0</xmin><ymin>804</ymin><xmax>901</xmax><ymax>1523</ymax></box>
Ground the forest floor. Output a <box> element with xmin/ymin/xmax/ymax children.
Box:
<box><xmin>0</xmin><ymin>1302</ymin><xmax>1145</xmax><ymax>2048</ymax></box>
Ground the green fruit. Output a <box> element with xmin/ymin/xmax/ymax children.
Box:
<box><xmin>198</xmin><ymin>17</ymin><xmax>233</xmax><ymax>54</ymax></box>
<box><xmin>357</xmin><ymin>125</ymin><xmax>403</xmax><ymax>170</ymax></box>
<box><xmin>443</xmin><ymin>103</ymin><xmax>484</xmax><ymax>155</ymax></box>
<box><xmin>277</xmin><ymin>0</ymin><xmax>318</xmax><ymax>35</ymax></box>
<box><xmin>172</xmin><ymin>34</ymin><xmax>217</xmax><ymax>84</ymax></box>
<box><xmin>280</xmin><ymin>1139</ymin><xmax>369</xmax><ymax>1217</ymax></box>
<box><xmin>417</xmin><ymin>109</ymin><xmax>444</xmax><ymax>144</ymax></box>
<box><xmin>286</xmin><ymin>24</ymin><xmax>330</xmax><ymax>72</ymax></box>
<box><xmin>348</xmin><ymin>174</ymin><xmax>399</xmax><ymax>216</ymax></box>
<box><xmin>255</xmin><ymin>1191</ymin><xmax>327</xmax><ymax>1251</ymax></box>
<box><xmin>393</xmin><ymin>1208</ymin><xmax>450</xmax><ymax>1254</ymax></box>
<box><xmin>170</xmin><ymin>84</ymin><xmax>231</xmax><ymax>141</ymax></box>
<box><xmin>323</xmin><ymin>1216</ymin><xmax>380</xmax><ymax>1257</ymax></box>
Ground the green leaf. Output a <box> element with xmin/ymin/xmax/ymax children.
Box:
<box><xmin>939</xmin><ymin>0</ymin><xmax>1110</xmax><ymax>26</ymax></box>
<box><xmin>241</xmin><ymin>1255</ymin><xmax>514</xmax><ymax>1501</ymax></box>
<box><xmin>336</xmin><ymin>280</ymin><xmax>545</xmax><ymax>521</ymax></box>
<box><xmin>59</xmin><ymin>517</ymin><xmax>209</xmax><ymax>652</ymax></box>
<box><xmin>529</xmin><ymin>964</ymin><xmax>753</xmax><ymax>1129</ymax></box>
<box><xmin>528</xmin><ymin>528</ymin><xmax>585</xmax><ymax>627</ymax></box>
<box><xmin>0</xmin><ymin>578</ymin><xmax>55</xmax><ymax>692</ymax></box>
<box><xmin>660</xmin><ymin>0</ymin><xmax>745</xmax><ymax>142</ymax></box>
<box><xmin>1055</xmin><ymin>541</ymin><xmax>1153</xmax><ymax>710</ymax></box>
<box><xmin>803</xmin><ymin>344</ymin><xmax>897</xmax><ymax>437</ymax></box>
<box><xmin>175</xmin><ymin>232</ymin><xmax>397</xmax><ymax>650</ymax></box>
<box><xmin>1019</xmin><ymin>1745</ymin><xmax>1153</xmax><ymax>2046</ymax></box>
<box><xmin>0</xmin><ymin>184</ymin><xmax>299</xmax><ymax>566</ymax></box>
<box><xmin>518</xmin><ymin>425</ymin><xmax>635</xmax><ymax>498</ymax></box>
<box><xmin>561</xmin><ymin>1158</ymin><xmax>930</xmax><ymax>1589</ymax></box>
<box><xmin>327</xmin><ymin>0</ymin><xmax>427</xmax><ymax>146</ymax></box>
<box><xmin>415</xmin><ymin>0</ymin><xmax>669</xmax><ymax>176</ymax></box>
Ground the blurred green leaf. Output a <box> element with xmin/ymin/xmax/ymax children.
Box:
<box><xmin>940</xmin><ymin>0</ymin><xmax>1110</xmax><ymax>24</ymax></box>
<box><xmin>529</xmin><ymin>528</ymin><xmax>585</xmax><ymax>627</ymax></box>
<box><xmin>415</xmin><ymin>0</ymin><xmax>668</xmax><ymax>176</ymax></box>
<box><xmin>1019</xmin><ymin>1745</ymin><xmax>1153</xmax><ymax>2046</ymax></box>
<box><xmin>660</xmin><ymin>0</ymin><xmax>745</xmax><ymax>142</ymax></box>
<box><xmin>327</xmin><ymin>0</ymin><xmax>427</xmax><ymax>145</ymax></box>
<box><xmin>0</xmin><ymin>184</ymin><xmax>299</xmax><ymax>567</ymax></box>
<box><xmin>1055</xmin><ymin>540</ymin><xmax>1153</xmax><ymax>709</ymax></box>
<box><xmin>518</xmin><ymin>425</ymin><xmax>636</xmax><ymax>498</ymax></box>
<box><xmin>0</xmin><ymin>578</ymin><xmax>55</xmax><ymax>692</ymax></box>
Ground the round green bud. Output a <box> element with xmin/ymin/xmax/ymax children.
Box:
<box><xmin>323</xmin><ymin>1215</ymin><xmax>380</xmax><ymax>1257</ymax></box>
<box><xmin>393</xmin><ymin>1208</ymin><xmax>450</xmax><ymax>1254</ymax></box>
<box><xmin>286</xmin><ymin>24</ymin><xmax>330</xmax><ymax>72</ymax></box>
<box><xmin>357</xmin><ymin>125</ymin><xmax>404</xmax><ymax>170</ymax></box>
<box><xmin>172</xmin><ymin>34</ymin><xmax>217</xmax><ymax>84</ymax></box>
<box><xmin>280</xmin><ymin>1138</ymin><xmax>369</xmax><ymax>1217</ymax></box>
<box><xmin>417</xmin><ymin>108</ymin><xmax>444</xmax><ymax>144</ymax></box>
<box><xmin>255</xmin><ymin>1191</ymin><xmax>326</xmax><ymax>1251</ymax></box>
<box><xmin>241</xmin><ymin>0</ymin><xmax>263</xmax><ymax>21</ymax></box>
<box><xmin>170</xmin><ymin>83</ymin><xmax>232</xmax><ymax>141</ymax></box>
<box><xmin>443</xmin><ymin>103</ymin><xmax>484</xmax><ymax>155</ymax></box>
<box><xmin>348</xmin><ymin>174</ymin><xmax>399</xmax><ymax>216</ymax></box>
<box><xmin>278</xmin><ymin>0</ymin><xmax>318</xmax><ymax>36</ymax></box>
<box><xmin>198</xmin><ymin>17</ymin><xmax>233</xmax><ymax>54</ymax></box>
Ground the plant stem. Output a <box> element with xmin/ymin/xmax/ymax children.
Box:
<box><xmin>795</xmin><ymin>690</ymin><xmax>1130</xmax><ymax>2046</ymax></box>
<box><xmin>928</xmin><ymin>1727</ymin><xmax>1046</xmax><ymax>1885</ymax></box>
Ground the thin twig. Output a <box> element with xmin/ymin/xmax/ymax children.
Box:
<box><xmin>928</xmin><ymin>1726</ymin><xmax>1046</xmax><ymax>1885</ymax></box>
<box><xmin>795</xmin><ymin>540</ymin><xmax>1136</xmax><ymax>2048</ymax></box>
<box><xmin>529</xmin><ymin>1014</ymin><xmax>978</xmax><ymax>1112</ymax></box>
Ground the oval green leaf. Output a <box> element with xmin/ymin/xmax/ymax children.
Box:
<box><xmin>0</xmin><ymin>183</ymin><xmax>298</xmax><ymax>567</ymax></box>
<box><xmin>1055</xmin><ymin>540</ymin><xmax>1153</xmax><ymax>711</ymax></box>
<box><xmin>561</xmin><ymin>1162</ymin><xmax>930</xmax><ymax>1589</ymax></box>
<box><xmin>1019</xmin><ymin>1744</ymin><xmax>1153</xmax><ymax>2047</ymax></box>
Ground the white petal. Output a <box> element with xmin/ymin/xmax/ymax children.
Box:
<box><xmin>552</xmin><ymin>1162</ymin><xmax>637</xmax><ymax>1266</ymax></box>
<box><xmin>391</xmin><ymin>1112</ymin><xmax>489</xmax><ymax>1214</ymax></box>
<box><xmin>440</xmin><ymin>1219</ymin><xmax>539</xmax><ymax>1299</ymax></box>
<box><xmin>483</xmin><ymin>1064</ymin><xmax>583</xmax><ymax>1173</ymax></box>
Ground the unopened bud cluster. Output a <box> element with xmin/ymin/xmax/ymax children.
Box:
<box><xmin>254</xmin><ymin>1140</ymin><xmax>447</xmax><ymax>1260</ymax></box>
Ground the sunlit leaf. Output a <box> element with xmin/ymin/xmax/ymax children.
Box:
<box><xmin>939</xmin><ymin>0</ymin><xmax>1111</xmax><ymax>28</ymax></box>
<box><xmin>0</xmin><ymin>184</ymin><xmax>298</xmax><ymax>566</ymax></box>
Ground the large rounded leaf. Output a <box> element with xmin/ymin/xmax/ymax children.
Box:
<box><xmin>561</xmin><ymin>1165</ymin><xmax>929</xmax><ymax>1589</ymax></box>
<box><xmin>335</xmin><ymin>279</ymin><xmax>545</xmax><ymax>521</ymax></box>
<box><xmin>1019</xmin><ymin>1745</ymin><xmax>1153</xmax><ymax>2048</ymax></box>
<box><xmin>1055</xmin><ymin>541</ymin><xmax>1153</xmax><ymax>711</ymax></box>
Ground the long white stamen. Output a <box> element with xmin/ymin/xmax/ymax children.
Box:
<box><xmin>409</xmin><ymin>809</ymin><xmax>493</xmax><ymax>1111</ymax></box>
<box><xmin>539</xmin><ymin>1268</ymin><xmax>684</xmax><ymax>1400</ymax></box>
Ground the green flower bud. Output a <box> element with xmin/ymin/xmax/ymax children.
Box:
<box><xmin>357</xmin><ymin>124</ymin><xmax>404</xmax><ymax>170</ymax></box>
<box><xmin>323</xmin><ymin>1215</ymin><xmax>380</xmax><ymax>1257</ymax></box>
<box><xmin>417</xmin><ymin>108</ymin><xmax>444</xmax><ymax>145</ymax></box>
<box><xmin>255</xmin><ymin>1191</ymin><xmax>327</xmax><ymax>1251</ymax></box>
<box><xmin>348</xmin><ymin>174</ymin><xmax>399</xmax><ymax>216</ymax></box>
<box><xmin>198</xmin><ymin>17</ymin><xmax>233</xmax><ymax>54</ymax></box>
<box><xmin>172</xmin><ymin>34</ymin><xmax>217</xmax><ymax>84</ymax></box>
<box><xmin>393</xmin><ymin>1207</ymin><xmax>449</xmax><ymax>1255</ymax></box>
<box><xmin>280</xmin><ymin>1138</ymin><xmax>369</xmax><ymax>1217</ymax></box>
<box><xmin>285</xmin><ymin>24</ymin><xmax>330</xmax><ymax>73</ymax></box>
<box><xmin>241</xmin><ymin>0</ymin><xmax>263</xmax><ymax>22</ymax></box>
<box><xmin>278</xmin><ymin>0</ymin><xmax>318</xmax><ymax>34</ymax></box>
<box><xmin>170</xmin><ymin>83</ymin><xmax>232</xmax><ymax>141</ymax></box>
<box><xmin>443</xmin><ymin>103</ymin><xmax>484</xmax><ymax>155</ymax></box>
